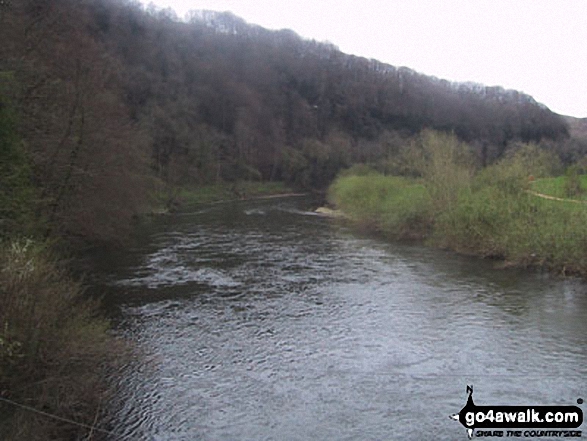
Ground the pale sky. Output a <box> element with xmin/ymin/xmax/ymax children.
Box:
<box><xmin>143</xmin><ymin>0</ymin><xmax>587</xmax><ymax>118</ymax></box>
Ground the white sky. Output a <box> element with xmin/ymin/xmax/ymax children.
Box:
<box><xmin>143</xmin><ymin>0</ymin><xmax>587</xmax><ymax>118</ymax></box>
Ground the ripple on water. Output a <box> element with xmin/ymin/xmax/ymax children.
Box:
<box><xmin>102</xmin><ymin>198</ymin><xmax>587</xmax><ymax>441</ymax></box>
<box><xmin>116</xmin><ymin>266</ymin><xmax>239</xmax><ymax>289</ymax></box>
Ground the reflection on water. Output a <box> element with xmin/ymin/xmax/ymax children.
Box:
<box><xmin>97</xmin><ymin>197</ymin><xmax>587</xmax><ymax>440</ymax></box>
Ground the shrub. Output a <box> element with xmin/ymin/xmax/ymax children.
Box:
<box><xmin>329</xmin><ymin>173</ymin><xmax>432</xmax><ymax>238</ymax></box>
<box><xmin>417</xmin><ymin>130</ymin><xmax>474</xmax><ymax>214</ymax></box>
<box><xmin>474</xmin><ymin>157</ymin><xmax>528</xmax><ymax>195</ymax></box>
<box><xmin>0</xmin><ymin>240</ymin><xmax>124</xmax><ymax>440</ymax></box>
<box><xmin>431</xmin><ymin>156</ymin><xmax>587</xmax><ymax>274</ymax></box>
<box><xmin>338</xmin><ymin>163</ymin><xmax>378</xmax><ymax>177</ymax></box>
<box><xmin>506</xmin><ymin>142</ymin><xmax>563</xmax><ymax>178</ymax></box>
<box><xmin>329</xmin><ymin>131</ymin><xmax>587</xmax><ymax>277</ymax></box>
<box><xmin>564</xmin><ymin>165</ymin><xmax>583</xmax><ymax>197</ymax></box>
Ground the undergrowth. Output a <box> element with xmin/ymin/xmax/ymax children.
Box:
<box><xmin>0</xmin><ymin>240</ymin><xmax>125</xmax><ymax>440</ymax></box>
<box><xmin>329</xmin><ymin>131</ymin><xmax>587</xmax><ymax>277</ymax></box>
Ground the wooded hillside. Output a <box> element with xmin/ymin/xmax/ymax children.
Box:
<box><xmin>0</xmin><ymin>0</ymin><xmax>576</xmax><ymax>242</ymax></box>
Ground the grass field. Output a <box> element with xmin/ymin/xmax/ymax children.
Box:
<box><xmin>530</xmin><ymin>175</ymin><xmax>587</xmax><ymax>201</ymax></box>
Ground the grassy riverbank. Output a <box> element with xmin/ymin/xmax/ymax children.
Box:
<box><xmin>0</xmin><ymin>177</ymin><xmax>288</xmax><ymax>438</ymax></box>
<box><xmin>329</xmin><ymin>132</ymin><xmax>587</xmax><ymax>277</ymax></box>
<box><xmin>152</xmin><ymin>181</ymin><xmax>293</xmax><ymax>213</ymax></box>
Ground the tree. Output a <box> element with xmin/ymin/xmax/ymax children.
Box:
<box><xmin>1</xmin><ymin>0</ymin><xmax>149</xmax><ymax>243</ymax></box>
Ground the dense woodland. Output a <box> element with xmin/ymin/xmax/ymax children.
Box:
<box><xmin>1</xmin><ymin>0</ymin><xmax>584</xmax><ymax>244</ymax></box>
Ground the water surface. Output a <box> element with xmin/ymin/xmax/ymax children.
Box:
<box><xmin>98</xmin><ymin>197</ymin><xmax>587</xmax><ymax>440</ymax></box>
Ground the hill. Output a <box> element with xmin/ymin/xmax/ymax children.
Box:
<box><xmin>564</xmin><ymin>116</ymin><xmax>587</xmax><ymax>140</ymax></box>
<box><xmin>0</xmin><ymin>0</ymin><xmax>572</xmax><ymax>241</ymax></box>
<box><xmin>92</xmin><ymin>4</ymin><xmax>568</xmax><ymax>184</ymax></box>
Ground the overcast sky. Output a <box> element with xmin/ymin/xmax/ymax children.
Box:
<box><xmin>142</xmin><ymin>0</ymin><xmax>587</xmax><ymax>118</ymax></box>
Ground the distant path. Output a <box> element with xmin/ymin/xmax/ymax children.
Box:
<box><xmin>526</xmin><ymin>190</ymin><xmax>587</xmax><ymax>204</ymax></box>
<box><xmin>205</xmin><ymin>193</ymin><xmax>307</xmax><ymax>205</ymax></box>
<box><xmin>251</xmin><ymin>193</ymin><xmax>307</xmax><ymax>200</ymax></box>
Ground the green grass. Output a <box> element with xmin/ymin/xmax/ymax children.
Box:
<box><xmin>531</xmin><ymin>175</ymin><xmax>587</xmax><ymax>200</ymax></box>
<box><xmin>330</xmin><ymin>168</ymin><xmax>587</xmax><ymax>277</ymax></box>
<box><xmin>152</xmin><ymin>181</ymin><xmax>293</xmax><ymax>211</ymax></box>
<box><xmin>178</xmin><ymin>181</ymin><xmax>292</xmax><ymax>205</ymax></box>
<box><xmin>435</xmin><ymin>184</ymin><xmax>587</xmax><ymax>271</ymax></box>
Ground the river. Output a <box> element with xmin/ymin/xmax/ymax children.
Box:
<box><xmin>95</xmin><ymin>196</ymin><xmax>587</xmax><ymax>440</ymax></box>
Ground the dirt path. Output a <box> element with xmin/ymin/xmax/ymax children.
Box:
<box><xmin>526</xmin><ymin>190</ymin><xmax>587</xmax><ymax>204</ymax></box>
<box><xmin>250</xmin><ymin>193</ymin><xmax>307</xmax><ymax>200</ymax></box>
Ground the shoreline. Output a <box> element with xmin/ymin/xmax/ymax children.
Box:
<box><xmin>329</xmin><ymin>172</ymin><xmax>587</xmax><ymax>280</ymax></box>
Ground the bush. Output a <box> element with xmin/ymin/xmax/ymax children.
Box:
<box><xmin>564</xmin><ymin>165</ymin><xmax>584</xmax><ymax>197</ymax></box>
<box><xmin>0</xmin><ymin>240</ymin><xmax>124</xmax><ymax>440</ymax></box>
<box><xmin>417</xmin><ymin>130</ymin><xmax>474</xmax><ymax>213</ymax></box>
<box><xmin>432</xmin><ymin>186</ymin><xmax>511</xmax><ymax>256</ymax></box>
<box><xmin>506</xmin><ymin>142</ymin><xmax>563</xmax><ymax>178</ymax></box>
<box><xmin>338</xmin><ymin>163</ymin><xmax>378</xmax><ymax>177</ymax></box>
<box><xmin>329</xmin><ymin>131</ymin><xmax>587</xmax><ymax>277</ymax></box>
<box><xmin>329</xmin><ymin>173</ymin><xmax>432</xmax><ymax>238</ymax></box>
<box><xmin>474</xmin><ymin>157</ymin><xmax>529</xmax><ymax>195</ymax></box>
<box><xmin>430</xmin><ymin>156</ymin><xmax>587</xmax><ymax>274</ymax></box>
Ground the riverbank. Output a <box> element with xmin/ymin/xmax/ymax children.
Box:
<box><xmin>95</xmin><ymin>189</ymin><xmax>587</xmax><ymax>440</ymax></box>
<box><xmin>0</xmin><ymin>178</ymin><xmax>298</xmax><ymax>439</ymax></box>
<box><xmin>328</xmin><ymin>134</ymin><xmax>587</xmax><ymax>278</ymax></box>
<box><xmin>0</xmin><ymin>240</ymin><xmax>125</xmax><ymax>440</ymax></box>
<box><xmin>151</xmin><ymin>181</ymin><xmax>296</xmax><ymax>214</ymax></box>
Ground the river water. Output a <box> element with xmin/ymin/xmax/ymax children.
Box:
<box><xmin>96</xmin><ymin>196</ymin><xmax>587</xmax><ymax>440</ymax></box>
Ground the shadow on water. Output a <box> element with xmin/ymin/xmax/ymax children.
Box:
<box><xmin>91</xmin><ymin>196</ymin><xmax>587</xmax><ymax>440</ymax></box>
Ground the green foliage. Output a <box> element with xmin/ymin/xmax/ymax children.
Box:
<box><xmin>230</xmin><ymin>160</ymin><xmax>263</xmax><ymax>182</ymax></box>
<box><xmin>474</xmin><ymin>156</ymin><xmax>528</xmax><ymax>195</ymax></box>
<box><xmin>338</xmin><ymin>164</ymin><xmax>379</xmax><ymax>177</ymax></box>
<box><xmin>329</xmin><ymin>131</ymin><xmax>587</xmax><ymax>277</ymax></box>
<box><xmin>506</xmin><ymin>142</ymin><xmax>563</xmax><ymax>177</ymax></box>
<box><xmin>0</xmin><ymin>240</ymin><xmax>124</xmax><ymax>440</ymax></box>
<box><xmin>280</xmin><ymin>146</ymin><xmax>310</xmax><ymax>187</ymax></box>
<box><xmin>417</xmin><ymin>130</ymin><xmax>474</xmax><ymax>213</ymax></box>
<box><xmin>381</xmin><ymin>143</ymin><xmax>426</xmax><ymax>178</ymax></box>
<box><xmin>329</xmin><ymin>173</ymin><xmax>432</xmax><ymax>238</ymax></box>
<box><xmin>474</xmin><ymin>143</ymin><xmax>558</xmax><ymax>195</ymax></box>
<box><xmin>531</xmin><ymin>175</ymin><xmax>587</xmax><ymax>201</ymax></box>
<box><xmin>563</xmin><ymin>165</ymin><xmax>584</xmax><ymax>197</ymax></box>
<box><xmin>437</xmin><ymin>149</ymin><xmax>587</xmax><ymax>273</ymax></box>
<box><xmin>433</xmin><ymin>187</ymin><xmax>504</xmax><ymax>255</ymax></box>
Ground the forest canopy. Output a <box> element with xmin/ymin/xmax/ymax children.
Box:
<box><xmin>0</xmin><ymin>0</ymin><xmax>578</xmax><ymax>242</ymax></box>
